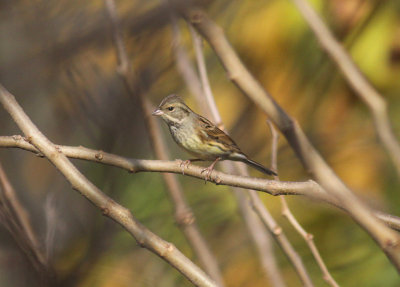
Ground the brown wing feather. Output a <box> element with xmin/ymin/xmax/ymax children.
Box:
<box><xmin>197</xmin><ymin>115</ymin><xmax>243</xmax><ymax>154</ymax></box>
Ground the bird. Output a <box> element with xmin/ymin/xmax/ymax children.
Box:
<box><xmin>152</xmin><ymin>94</ymin><xmax>277</xmax><ymax>180</ymax></box>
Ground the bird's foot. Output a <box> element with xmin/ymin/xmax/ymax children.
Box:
<box><xmin>179</xmin><ymin>160</ymin><xmax>192</xmax><ymax>175</ymax></box>
<box><xmin>200</xmin><ymin>166</ymin><xmax>214</xmax><ymax>183</ymax></box>
<box><xmin>200</xmin><ymin>157</ymin><xmax>221</xmax><ymax>184</ymax></box>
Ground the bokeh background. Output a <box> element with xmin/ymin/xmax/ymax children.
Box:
<box><xmin>1</xmin><ymin>0</ymin><xmax>400</xmax><ymax>286</ymax></box>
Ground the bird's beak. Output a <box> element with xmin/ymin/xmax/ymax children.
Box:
<box><xmin>152</xmin><ymin>109</ymin><xmax>163</xmax><ymax>116</ymax></box>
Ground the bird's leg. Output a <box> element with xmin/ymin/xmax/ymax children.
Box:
<box><xmin>201</xmin><ymin>157</ymin><xmax>221</xmax><ymax>183</ymax></box>
<box><xmin>179</xmin><ymin>159</ymin><xmax>203</xmax><ymax>175</ymax></box>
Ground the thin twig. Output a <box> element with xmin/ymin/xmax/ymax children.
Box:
<box><xmin>238</xmin><ymin>163</ymin><xmax>313</xmax><ymax>287</ymax></box>
<box><xmin>0</xmin><ymin>163</ymin><xmax>55</xmax><ymax>285</ymax></box>
<box><xmin>0</xmin><ymin>84</ymin><xmax>217</xmax><ymax>287</ymax></box>
<box><xmin>174</xmin><ymin>4</ymin><xmax>400</xmax><ymax>271</ymax></box>
<box><xmin>187</xmin><ymin>18</ymin><xmax>288</xmax><ymax>286</ymax></box>
<box><xmin>0</xmin><ymin>162</ymin><xmax>45</xmax><ymax>265</ymax></box>
<box><xmin>268</xmin><ymin>121</ymin><xmax>339</xmax><ymax>287</ymax></box>
<box><xmin>188</xmin><ymin>25</ymin><xmax>223</xmax><ymax>128</ymax></box>
<box><xmin>290</xmin><ymin>0</ymin><xmax>400</xmax><ymax>177</ymax></box>
<box><xmin>103</xmin><ymin>1</ymin><xmax>224</xmax><ymax>285</ymax></box>
<box><xmin>171</xmin><ymin>12</ymin><xmax>285</xmax><ymax>285</ymax></box>
<box><xmin>188</xmin><ymin>20</ymin><xmax>313</xmax><ymax>286</ymax></box>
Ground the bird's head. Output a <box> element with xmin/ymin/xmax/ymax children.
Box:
<box><xmin>152</xmin><ymin>94</ymin><xmax>192</xmax><ymax>125</ymax></box>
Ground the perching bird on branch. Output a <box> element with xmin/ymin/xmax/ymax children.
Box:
<box><xmin>152</xmin><ymin>94</ymin><xmax>277</xmax><ymax>179</ymax></box>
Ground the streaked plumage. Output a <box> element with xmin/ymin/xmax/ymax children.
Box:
<box><xmin>152</xmin><ymin>94</ymin><xmax>277</xmax><ymax>177</ymax></box>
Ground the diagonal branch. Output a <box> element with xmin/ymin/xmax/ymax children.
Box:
<box><xmin>238</xmin><ymin>163</ymin><xmax>312</xmax><ymax>286</ymax></box>
<box><xmin>268</xmin><ymin>121</ymin><xmax>339</xmax><ymax>287</ymax></box>
<box><xmin>103</xmin><ymin>1</ymin><xmax>225</xmax><ymax>285</ymax></box>
<box><xmin>173</xmin><ymin>3</ymin><xmax>400</xmax><ymax>271</ymax></box>
<box><xmin>189</xmin><ymin>23</ymin><xmax>313</xmax><ymax>286</ymax></box>
<box><xmin>0</xmin><ymin>84</ymin><xmax>217</xmax><ymax>287</ymax></box>
<box><xmin>290</xmin><ymin>0</ymin><xmax>400</xmax><ymax>177</ymax></box>
<box><xmin>188</xmin><ymin>22</ymin><xmax>287</xmax><ymax>285</ymax></box>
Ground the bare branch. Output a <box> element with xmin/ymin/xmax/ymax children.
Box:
<box><xmin>189</xmin><ymin>25</ymin><xmax>223</xmax><ymax>128</ymax></box>
<box><xmin>174</xmin><ymin>3</ymin><xmax>400</xmax><ymax>271</ymax></box>
<box><xmin>188</xmin><ymin>20</ymin><xmax>312</xmax><ymax>286</ymax></box>
<box><xmin>103</xmin><ymin>1</ymin><xmax>225</xmax><ymax>285</ymax></box>
<box><xmin>281</xmin><ymin>198</ymin><xmax>339</xmax><ymax>287</ymax></box>
<box><xmin>0</xmin><ymin>135</ymin><xmax>328</xmax><ymax>198</ymax></box>
<box><xmin>0</xmin><ymin>84</ymin><xmax>217</xmax><ymax>287</ymax></box>
<box><xmin>267</xmin><ymin>121</ymin><xmax>339</xmax><ymax>287</ymax></box>
<box><xmin>238</xmin><ymin>163</ymin><xmax>312</xmax><ymax>286</ymax></box>
<box><xmin>290</xmin><ymin>0</ymin><xmax>400</xmax><ymax>177</ymax></box>
<box><xmin>2</xmin><ymin>135</ymin><xmax>400</xmax><ymax>232</ymax></box>
<box><xmin>169</xmin><ymin>13</ymin><xmax>287</xmax><ymax>285</ymax></box>
<box><xmin>169</xmin><ymin>13</ymin><xmax>290</xmax><ymax>285</ymax></box>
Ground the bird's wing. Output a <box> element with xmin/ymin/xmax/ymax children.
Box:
<box><xmin>197</xmin><ymin>115</ymin><xmax>243</xmax><ymax>154</ymax></box>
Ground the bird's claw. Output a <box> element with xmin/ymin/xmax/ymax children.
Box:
<box><xmin>200</xmin><ymin>157</ymin><xmax>221</xmax><ymax>184</ymax></box>
<box><xmin>179</xmin><ymin>160</ymin><xmax>191</xmax><ymax>175</ymax></box>
<box><xmin>200</xmin><ymin>166</ymin><xmax>213</xmax><ymax>184</ymax></box>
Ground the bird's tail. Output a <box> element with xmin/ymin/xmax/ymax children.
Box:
<box><xmin>242</xmin><ymin>158</ymin><xmax>277</xmax><ymax>176</ymax></box>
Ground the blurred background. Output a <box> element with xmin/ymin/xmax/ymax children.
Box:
<box><xmin>1</xmin><ymin>0</ymin><xmax>400</xmax><ymax>286</ymax></box>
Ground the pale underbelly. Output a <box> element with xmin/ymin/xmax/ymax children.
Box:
<box><xmin>171</xmin><ymin>128</ymin><xmax>229</xmax><ymax>160</ymax></box>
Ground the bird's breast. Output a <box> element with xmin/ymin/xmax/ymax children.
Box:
<box><xmin>169</xmin><ymin>125</ymin><xmax>214</xmax><ymax>159</ymax></box>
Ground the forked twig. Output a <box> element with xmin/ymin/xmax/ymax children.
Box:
<box><xmin>168</xmin><ymin>15</ymin><xmax>286</xmax><ymax>285</ymax></box>
<box><xmin>187</xmin><ymin>20</ymin><xmax>287</xmax><ymax>287</ymax></box>
<box><xmin>268</xmin><ymin>121</ymin><xmax>339</xmax><ymax>287</ymax></box>
<box><xmin>237</xmin><ymin>164</ymin><xmax>313</xmax><ymax>287</ymax></box>
<box><xmin>188</xmin><ymin>20</ymin><xmax>314</xmax><ymax>286</ymax></box>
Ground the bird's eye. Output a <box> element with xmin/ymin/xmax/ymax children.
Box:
<box><xmin>167</xmin><ymin>106</ymin><xmax>174</xmax><ymax>111</ymax></box>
